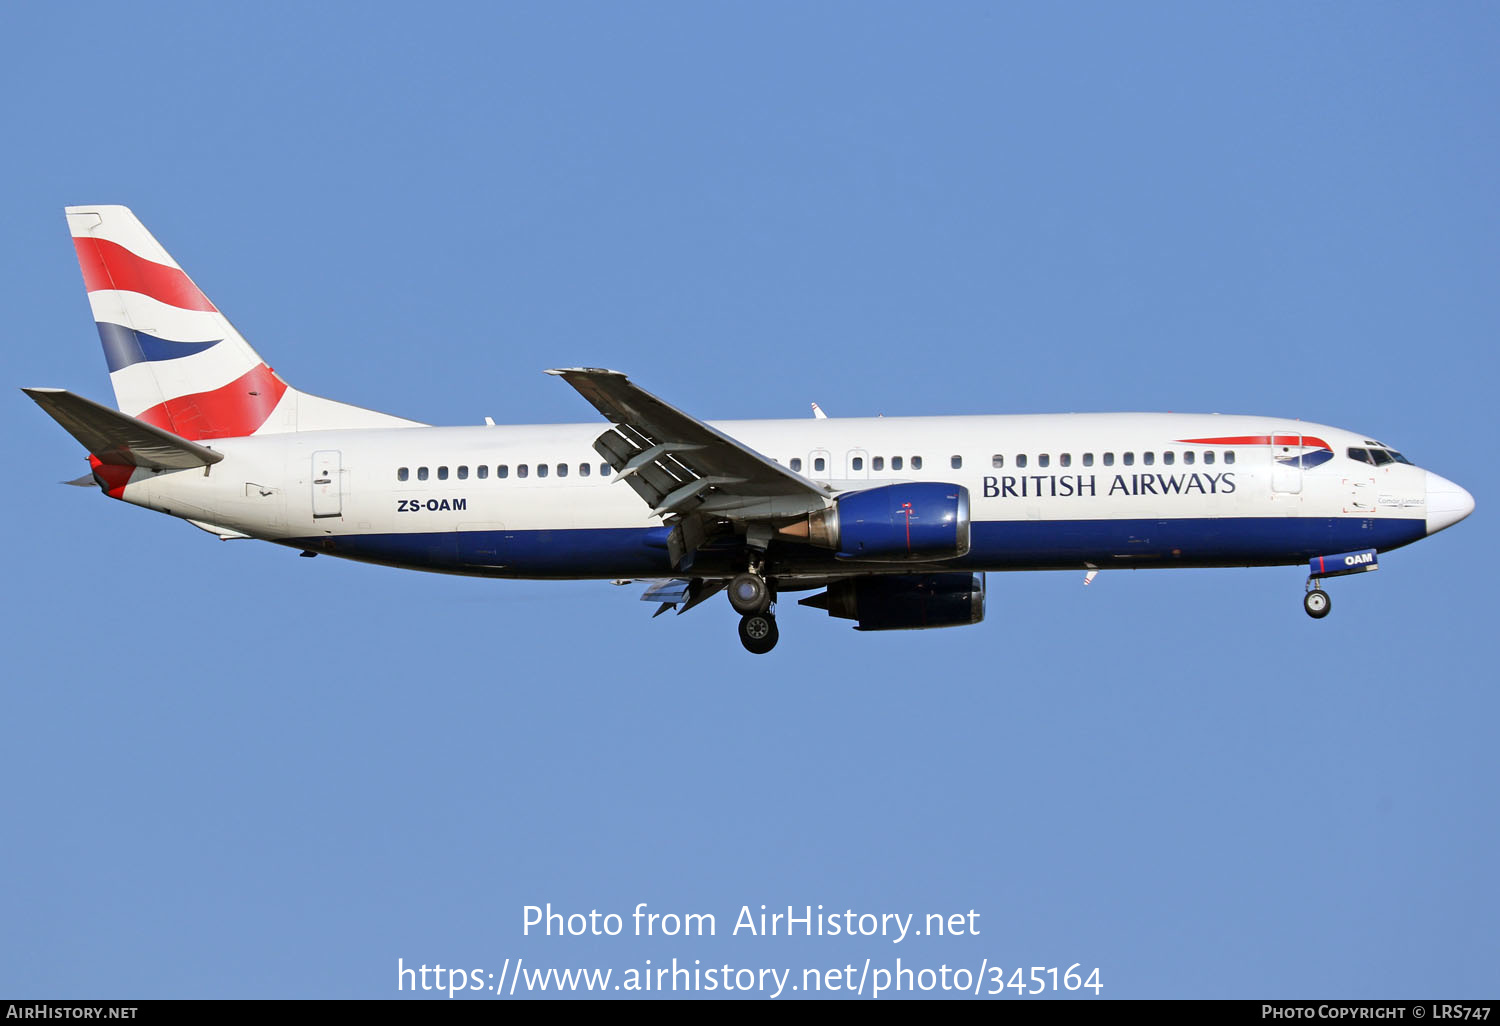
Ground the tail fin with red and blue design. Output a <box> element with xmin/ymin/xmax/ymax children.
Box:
<box><xmin>65</xmin><ymin>205</ymin><xmax>420</xmax><ymax>438</ymax></box>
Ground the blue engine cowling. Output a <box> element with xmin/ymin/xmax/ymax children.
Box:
<box><xmin>799</xmin><ymin>573</ymin><xmax>986</xmax><ymax>631</ymax></box>
<box><xmin>822</xmin><ymin>482</ymin><xmax>971</xmax><ymax>561</ymax></box>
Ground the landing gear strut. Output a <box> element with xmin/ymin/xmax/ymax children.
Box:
<box><xmin>738</xmin><ymin>611</ymin><xmax>779</xmax><ymax>654</ymax></box>
<box><xmin>1303</xmin><ymin>583</ymin><xmax>1331</xmax><ymax>619</ymax></box>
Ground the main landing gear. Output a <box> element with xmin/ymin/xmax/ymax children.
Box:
<box><xmin>728</xmin><ymin>571</ymin><xmax>771</xmax><ymax>615</ymax></box>
<box><xmin>738</xmin><ymin>610</ymin><xmax>779</xmax><ymax>654</ymax></box>
<box><xmin>729</xmin><ymin>568</ymin><xmax>778</xmax><ymax>654</ymax></box>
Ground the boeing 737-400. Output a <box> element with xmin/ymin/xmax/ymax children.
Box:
<box><xmin>26</xmin><ymin>206</ymin><xmax>1475</xmax><ymax>653</ymax></box>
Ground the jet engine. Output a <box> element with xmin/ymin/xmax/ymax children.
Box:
<box><xmin>781</xmin><ymin>482</ymin><xmax>971</xmax><ymax>561</ymax></box>
<box><xmin>799</xmin><ymin>573</ymin><xmax>986</xmax><ymax>631</ymax></box>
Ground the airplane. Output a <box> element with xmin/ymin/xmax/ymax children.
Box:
<box><xmin>27</xmin><ymin>206</ymin><xmax>1475</xmax><ymax>654</ymax></box>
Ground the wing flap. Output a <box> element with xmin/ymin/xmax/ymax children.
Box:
<box><xmin>550</xmin><ymin>368</ymin><xmax>829</xmax><ymax>520</ymax></box>
<box><xmin>640</xmin><ymin>578</ymin><xmax>727</xmax><ymax>616</ymax></box>
<box><xmin>23</xmin><ymin>387</ymin><xmax>225</xmax><ymax>469</ymax></box>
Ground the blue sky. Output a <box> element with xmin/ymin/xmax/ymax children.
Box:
<box><xmin>3</xmin><ymin>1</ymin><xmax>1495</xmax><ymax>999</ymax></box>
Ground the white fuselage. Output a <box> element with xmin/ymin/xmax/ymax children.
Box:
<box><xmin>104</xmin><ymin>411</ymin><xmax>1453</xmax><ymax>582</ymax></box>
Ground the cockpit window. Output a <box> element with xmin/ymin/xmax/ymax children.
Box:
<box><xmin>1351</xmin><ymin>445</ymin><xmax>1413</xmax><ymax>467</ymax></box>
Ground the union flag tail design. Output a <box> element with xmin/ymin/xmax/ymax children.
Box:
<box><xmin>67</xmin><ymin>205</ymin><xmax>291</xmax><ymax>440</ymax></box>
<box><xmin>66</xmin><ymin>205</ymin><xmax>420</xmax><ymax>439</ymax></box>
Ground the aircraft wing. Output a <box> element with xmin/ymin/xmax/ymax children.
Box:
<box><xmin>547</xmin><ymin>368</ymin><xmax>831</xmax><ymax>520</ymax></box>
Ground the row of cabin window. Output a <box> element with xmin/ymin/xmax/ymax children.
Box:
<box><xmin>988</xmin><ymin>450</ymin><xmax>1235</xmax><ymax>469</ymax></box>
<box><xmin>788</xmin><ymin>455</ymin><xmax>926</xmax><ymax>473</ymax></box>
<box><xmin>396</xmin><ymin>463</ymin><xmax>616</xmax><ymax>482</ymax></box>
<box><xmin>396</xmin><ymin>447</ymin><xmax>1238</xmax><ymax>481</ymax></box>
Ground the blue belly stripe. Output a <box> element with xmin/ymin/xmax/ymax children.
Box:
<box><xmin>280</xmin><ymin>517</ymin><xmax>1427</xmax><ymax>579</ymax></box>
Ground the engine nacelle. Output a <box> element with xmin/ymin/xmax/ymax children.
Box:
<box><xmin>799</xmin><ymin>573</ymin><xmax>986</xmax><ymax>631</ymax></box>
<box><xmin>785</xmin><ymin>482</ymin><xmax>971</xmax><ymax>561</ymax></box>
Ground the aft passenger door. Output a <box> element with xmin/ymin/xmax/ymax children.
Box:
<box><xmin>1271</xmin><ymin>432</ymin><xmax>1303</xmax><ymax>495</ymax></box>
<box><xmin>312</xmin><ymin>449</ymin><xmax>343</xmax><ymax>518</ymax></box>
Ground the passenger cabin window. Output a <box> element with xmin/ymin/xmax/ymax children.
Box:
<box><xmin>1182</xmin><ymin>451</ymin><xmax>1195</xmax><ymax>465</ymax></box>
<box><xmin>1016</xmin><ymin>454</ymin><xmax>1027</xmax><ymax>469</ymax></box>
<box><xmin>1163</xmin><ymin>451</ymin><xmax>1175</xmax><ymax>466</ymax></box>
<box><xmin>912</xmin><ymin>456</ymin><xmax>923</xmax><ymax>470</ymax></box>
<box><xmin>1203</xmin><ymin>451</ymin><xmax>1215</xmax><ymax>465</ymax></box>
<box><xmin>873</xmin><ymin>457</ymin><xmax>884</xmax><ymax>471</ymax></box>
<box><xmin>853</xmin><ymin>456</ymin><xmax>864</xmax><ymax>471</ymax></box>
<box><xmin>437</xmin><ymin>466</ymin><xmax>449</xmax><ymax>481</ymax></box>
<box><xmin>601</xmin><ymin>464</ymin><xmax>612</xmax><ymax>476</ymax></box>
<box><xmin>498</xmin><ymin>465</ymin><xmax>509</xmax><ymax>479</ymax></box>
<box><xmin>814</xmin><ymin>457</ymin><xmax>826</xmax><ymax>473</ymax></box>
<box><xmin>580</xmin><ymin>463</ymin><xmax>590</xmax><ymax>477</ymax></box>
<box><xmin>537</xmin><ymin>464</ymin><xmax>549</xmax><ymax>478</ymax></box>
<box><xmin>417</xmin><ymin>467</ymin><xmax>429</xmax><ymax>481</ymax></box>
<box><xmin>397</xmin><ymin>467</ymin><xmax>409</xmax><ymax>482</ymax></box>
<box><xmin>1103</xmin><ymin>453</ymin><xmax>1115</xmax><ymax>467</ymax></box>
<box><xmin>1060</xmin><ymin>453</ymin><xmax>1071</xmax><ymax>467</ymax></box>
<box><xmin>892</xmin><ymin>456</ymin><xmax>904</xmax><ymax>470</ymax></box>
<box><xmin>790</xmin><ymin>458</ymin><xmax>802</xmax><ymax>472</ymax></box>
<box><xmin>1123</xmin><ymin>452</ymin><xmax>1134</xmax><ymax>466</ymax></box>
<box><xmin>477</xmin><ymin>466</ymin><xmax>488</xmax><ymax>479</ymax></box>
<box><xmin>992</xmin><ymin>454</ymin><xmax>1004</xmax><ymax>468</ymax></box>
<box><xmin>951</xmin><ymin>455</ymin><xmax>962</xmax><ymax>470</ymax></box>
<box><xmin>1224</xmin><ymin>450</ymin><xmax>1235</xmax><ymax>465</ymax></box>
<box><xmin>557</xmin><ymin>463</ymin><xmax>568</xmax><ymax>477</ymax></box>
<box><xmin>1143</xmin><ymin>452</ymin><xmax>1154</xmax><ymax>466</ymax></box>
<box><xmin>1083</xmin><ymin>453</ymin><xmax>1094</xmax><ymax>467</ymax></box>
<box><xmin>1038</xmin><ymin>454</ymin><xmax>1050</xmax><ymax>468</ymax></box>
<box><xmin>518</xmin><ymin>465</ymin><xmax>528</xmax><ymax>479</ymax></box>
<box><xmin>457</xmin><ymin>466</ymin><xmax>469</xmax><ymax>480</ymax></box>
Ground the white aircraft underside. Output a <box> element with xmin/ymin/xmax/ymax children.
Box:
<box><xmin>27</xmin><ymin>207</ymin><xmax>1475</xmax><ymax>653</ymax></box>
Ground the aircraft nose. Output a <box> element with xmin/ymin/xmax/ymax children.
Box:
<box><xmin>1426</xmin><ymin>471</ymin><xmax>1475</xmax><ymax>535</ymax></box>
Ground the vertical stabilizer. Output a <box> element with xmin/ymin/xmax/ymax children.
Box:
<box><xmin>66</xmin><ymin>206</ymin><xmax>421</xmax><ymax>439</ymax></box>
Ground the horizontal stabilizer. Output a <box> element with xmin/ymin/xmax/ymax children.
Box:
<box><xmin>23</xmin><ymin>387</ymin><xmax>225</xmax><ymax>469</ymax></box>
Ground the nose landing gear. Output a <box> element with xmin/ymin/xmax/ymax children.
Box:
<box><xmin>1303</xmin><ymin>584</ymin><xmax>1331</xmax><ymax>619</ymax></box>
<box><xmin>1303</xmin><ymin>548</ymin><xmax>1379</xmax><ymax>619</ymax></box>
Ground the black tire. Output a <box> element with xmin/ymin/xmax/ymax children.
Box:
<box><xmin>728</xmin><ymin>572</ymin><xmax>771</xmax><ymax>614</ymax></box>
<box><xmin>738</xmin><ymin>612</ymin><xmax>779</xmax><ymax>654</ymax></box>
<box><xmin>1303</xmin><ymin>589</ymin><xmax>1331</xmax><ymax>619</ymax></box>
